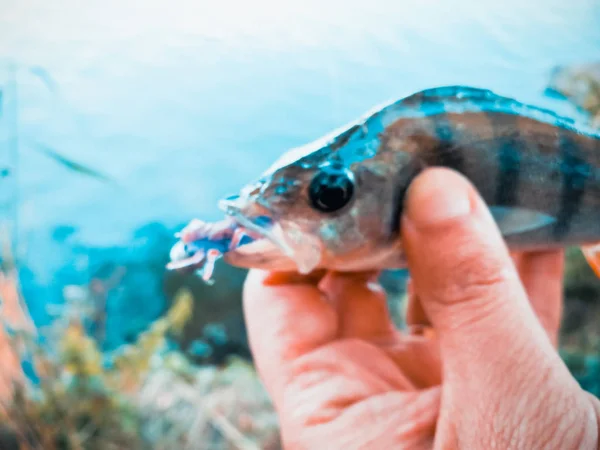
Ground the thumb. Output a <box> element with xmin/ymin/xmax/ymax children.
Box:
<box><xmin>401</xmin><ymin>168</ymin><xmax>572</xmax><ymax>386</ymax></box>
<box><xmin>401</xmin><ymin>168</ymin><xmax>599</xmax><ymax>449</ymax></box>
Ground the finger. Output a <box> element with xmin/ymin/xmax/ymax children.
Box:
<box><xmin>319</xmin><ymin>270</ymin><xmax>442</xmax><ymax>389</ymax></box>
<box><xmin>382</xmin><ymin>334</ymin><xmax>442</xmax><ymax>389</ymax></box>
<box><xmin>516</xmin><ymin>250</ymin><xmax>564</xmax><ymax>346</ymax></box>
<box><xmin>405</xmin><ymin>279</ymin><xmax>432</xmax><ymax>329</ymax></box>
<box><xmin>320</xmin><ymin>271</ymin><xmax>398</xmax><ymax>341</ymax></box>
<box><xmin>243</xmin><ymin>269</ymin><xmax>337</xmax><ymax>405</ymax></box>
<box><xmin>589</xmin><ymin>393</ymin><xmax>600</xmax><ymax>438</ymax></box>
<box><xmin>281</xmin><ymin>386</ymin><xmax>441</xmax><ymax>450</ymax></box>
<box><xmin>401</xmin><ymin>168</ymin><xmax>573</xmax><ymax>385</ymax></box>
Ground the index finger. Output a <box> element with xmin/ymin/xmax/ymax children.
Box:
<box><xmin>512</xmin><ymin>250</ymin><xmax>564</xmax><ymax>347</ymax></box>
<box><xmin>243</xmin><ymin>269</ymin><xmax>337</xmax><ymax>404</ymax></box>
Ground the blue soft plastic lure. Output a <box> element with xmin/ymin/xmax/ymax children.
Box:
<box><xmin>167</xmin><ymin>219</ymin><xmax>254</xmax><ymax>283</ymax></box>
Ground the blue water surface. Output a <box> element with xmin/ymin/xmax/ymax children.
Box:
<box><xmin>0</xmin><ymin>0</ymin><xmax>599</xmax><ymax>330</ymax></box>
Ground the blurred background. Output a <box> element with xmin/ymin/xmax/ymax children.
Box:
<box><xmin>0</xmin><ymin>0</ymin><xmax>599</xmax><ymax>448</ymax></box>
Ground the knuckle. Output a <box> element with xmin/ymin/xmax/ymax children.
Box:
<box><xmin>436</xmin><ymin>244</ymin><xmax>516</xmax><ymax>307</ymax></box>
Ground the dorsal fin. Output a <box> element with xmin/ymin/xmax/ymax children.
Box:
<box><xmin>402</xmin><ymin>85</ymin><xmax>502</xmax><ymax>104</ymax></box>
<box><xmin>263</xmin><ymin>85</ymin><xmax>599</xmax><ymax>175</ymax></box>
<box><xmin>396</xmin><ymin>85</ymin><xmax>577</xmax><ymax>125</ymax></box>
<box><xmin>351</xmin><ymin>84</ymin><xmax>600</xmax><ymax>141</ymax></box>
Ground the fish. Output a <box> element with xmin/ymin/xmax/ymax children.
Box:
<box><xmin>33</xmin><ymin>143</ymin><xmax>114</xmax><ymax>184</ymax></box>
<box><xmin>167</xmin><ymin>85</ymin><xmax>600</xmax><ymax>283</ymax></box>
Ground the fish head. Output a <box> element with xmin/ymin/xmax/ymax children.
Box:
<box><xmin>221</xmin><ymin>124</ymin><xmax>413</xmax><ymax>274</ymax></box>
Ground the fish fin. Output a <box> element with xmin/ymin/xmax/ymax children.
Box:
<box><xmin>419</xmin><ymin>86</ymin><xmax>499</xmax><ymax>101</ymax></box>
<box><xmin>400</xmin><ymin>86</ymin><xmax>509</xmax><ymax>108</ymax></box>
<box><xmin>489</xmin><ymin>206</ymin><xmax>557</xmax><ymax>236</ymax></box>
<box><xmin>398</xmin><ymin>86</ymin><xmax>578</xmax><ymax>127</ymax></box>
<box><xmin>581</xmin><ymin>243</ymin><xmax>600</xmax><ymax>278</ymax></box>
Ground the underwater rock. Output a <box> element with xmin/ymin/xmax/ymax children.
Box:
<box><xmin>163</xmin><ymin>259</ymin><xmax>251</xmax><ymax>366</ymax></box>
<box><xmin>18</xmin><ymin>220</ymin><xmax>253</xmax><ymax>365</ymax></box>
<box><xmin>20</xmin><ymin>222</ymin><xmax>176</xmax><ymax>351</ymax></box>
<box><xmin>0</xmin><ymin>424</ymin><xmax>19</xmax><ymax>450</ymax></box>
<box><xmin>164</xmin><ymin>265</ymin><xmax>410</xmax><ymax>365</ymax></box>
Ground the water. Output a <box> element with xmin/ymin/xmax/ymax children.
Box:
<box><xmin>0</xmin><ymin>0</ymin><xmax>599</xmax><ymax>330</ymax></box>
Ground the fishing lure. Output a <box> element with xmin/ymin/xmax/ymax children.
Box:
<box><xmin>167</xmin><ymin>218</ymin><xmax>248</xmax><ymax>284</ymax></box>
<box><xmin>168</xmin><ymin>85</ymin><xmax>600</xmax><ymax>283</ymax></box>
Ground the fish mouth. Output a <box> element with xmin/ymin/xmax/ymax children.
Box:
<box><xmin>217</xmin><ymin>195</ymin><xmax>296</xmax><ymax>260</ymax></box>
<box><xmin>218</xmin><ymin>195</ymin><xmax>325</xmax><ymax>274</ymax></box>
<box><xmin>167</xmin><ymin>195</ymin><xmax>306</xmax><ymax>281</ymax></box>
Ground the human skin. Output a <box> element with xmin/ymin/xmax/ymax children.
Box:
<box><xmin>0</xmin><ymin>271</ymin><xmax>32</xmax><ymax>414</ymax></box>
<box><xmin>242</xmin><ymin>168</ymin><xmax>600</xmax><ymax>449</ymax></box>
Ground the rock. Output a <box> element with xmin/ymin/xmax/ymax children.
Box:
<box><xmin>0</xmin><ymin>424</ymin><xmax>20</xmax><ymax>450</ymax></box>
<box><xmin>163</xmin><ymin>260</ymin><xmax>251</xmax><ymax>365</ymax></box>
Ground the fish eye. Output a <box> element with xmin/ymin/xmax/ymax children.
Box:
<box><xmin>308</xmin><ymin>167</ymin><xmax>355</xmax><ymax>213</ymax></box>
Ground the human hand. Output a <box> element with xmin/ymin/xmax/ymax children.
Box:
<box><xmin>242</xmin><ymin>168</ymin><xmax>600</xmax><ymax>449</ymax></box>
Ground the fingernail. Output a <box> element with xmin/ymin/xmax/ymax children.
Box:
<box><xmin>405</xmin><ymin>168</ymin><xmax>472</xmax><ymax>229</ymax></box>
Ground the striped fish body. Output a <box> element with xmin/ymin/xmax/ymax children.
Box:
<box><xmin>376</xmin><ymin>87</ymin><xmax>600</xmax><ymax>250</ymax></box>
<box><xmin>168</xmin><ymin>86</ymin><xmax>600</xmax><ymax>280</ymax></box>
